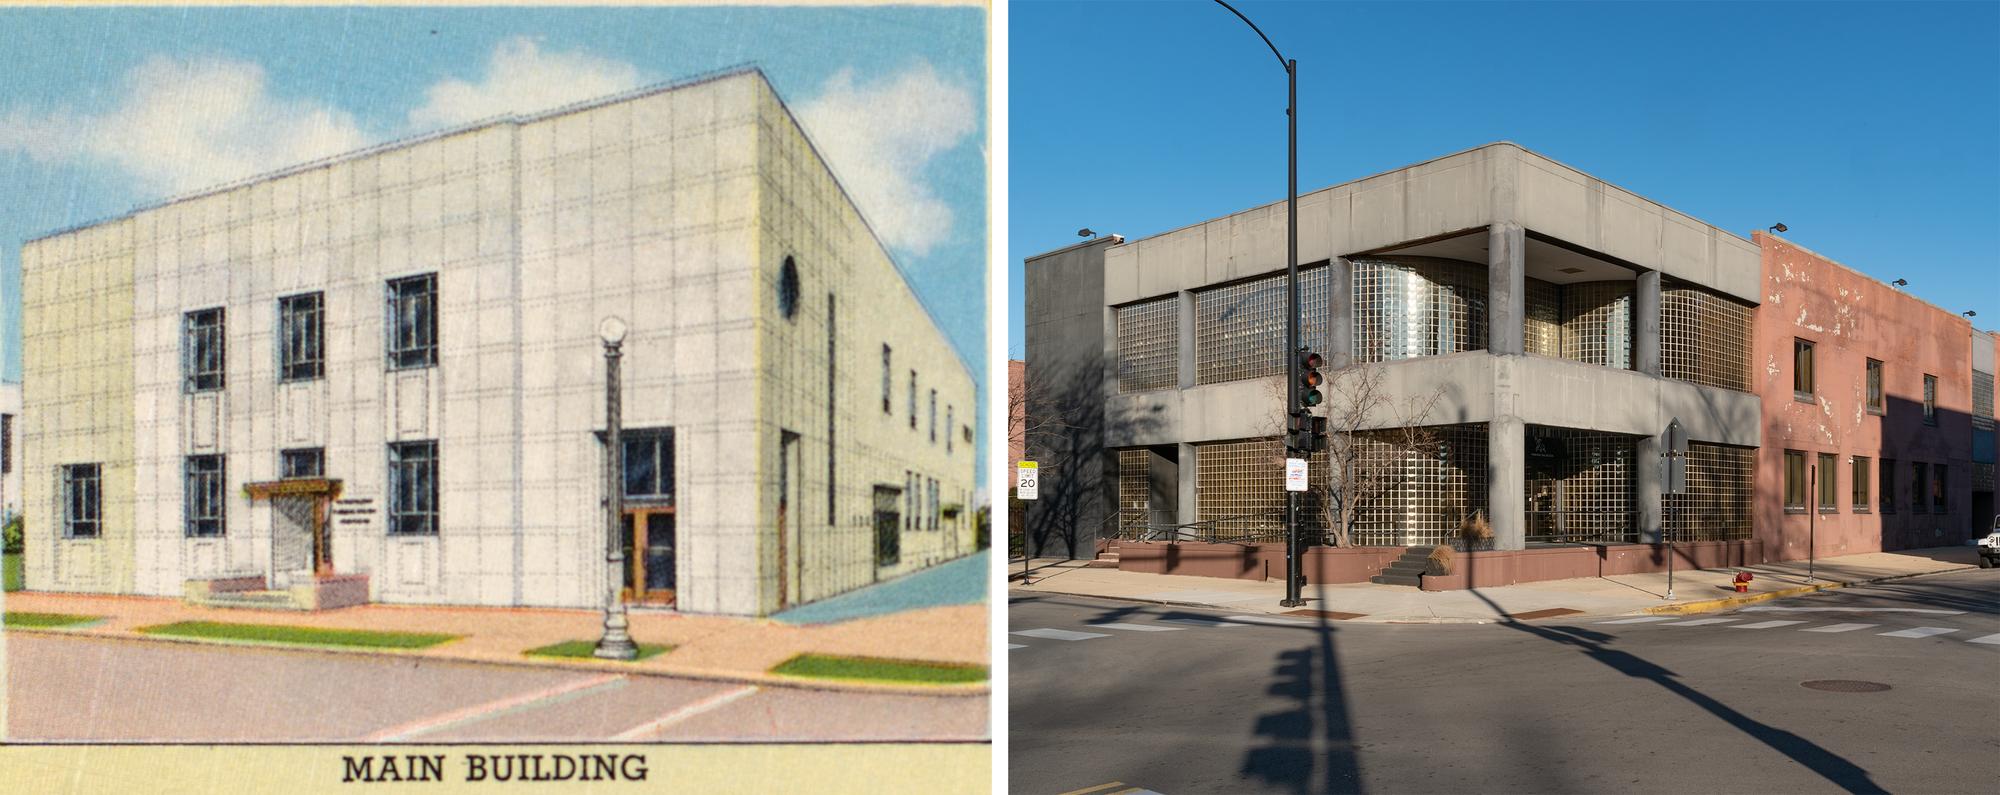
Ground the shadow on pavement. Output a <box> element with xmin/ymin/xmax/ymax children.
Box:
<box><xmin>1239</xmin><ymin>611</ymin><xmax>1364</xmax><ymax>794</ymax></box>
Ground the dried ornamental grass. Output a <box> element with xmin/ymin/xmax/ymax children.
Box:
<box><xmin>1426</xmin><ymin>545</ymin><xmax>1456</xmax><ymax>576</ymax></box>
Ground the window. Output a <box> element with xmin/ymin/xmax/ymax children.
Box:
<box><xmin>908</xmin><ymin>370</ymin><xmax>917</xmax><ymax>429</ymax></box>
<box><xmin>929</xmin><ymin>389</ymin><xmax>937</xmax><ymax>443</ymax></box>
<box><xmin>1922</xmin><ymin>374</ymin><xmax>1937</xmax><ymax>425</ymax></box>
<box><xmin>1933</xmin><ymin>463</ymin><xmax>1947</xmax><ymax>513</ymax></box>
<box><xmin>1792</xmin><ymin>339</ymin><xmax>1814</xmax><ymax>400</ymax></box>
<box><xmin>622</xmin><ymin>430</ymin><xmax>673</xmax><ymax>502</ymax></box>
<box><xmin>1116</xmin><ymin>295</ymin><xmax>1180</xmax><ymax>392</ymax></box>
<box><xmin>62</xmin><ymin>464</ymin><xmax>101</xmax><ymax>538</ymax></box>
<box><xmin>1865</xmin><ymin>359</ymin><xmax>1884</xmax><ymax>415</ymax></box>
<box><xmin>1911</xmin><ymin>461</ymin><xmax>1928</xmax><ymax>514</ymax></box>
<box><xmin>281</xmin><ymin>448</ymin><xmax>323</xmax><ymax>479</ymax></box>
<box><xmin>1817</xmin><ymin>452</ymin><xmax>1838</xmax><ymax>512</ymax></box>
<box><xmin>388</xmin><ymin>441</ymin><xmax>438</xmax><ymax>535</ymax></box>
<box><xmin>1976</xmin><ymin>370</ymin><xmax>1995</xmax><ymax>431</ymax></box>
<box><xmin>184</xmin><ymin>308</ymin><xmax>225</xmax><ymax>392</ymax></box>
<box><xmin>881</xmin><ymin>345</ymin><xmax>892</xmax><ymax>414</ymax></box>
<box><xmin>777</xmin><ymin>256</ymin><xmax>800</xmax><ymax>320</ymax></box>
<box><xmin>387</xmin><ymin>274</ymin><xmax>437</xmax><ymax>369</ymax></box>
<box><xmin>1879</xmin><ymin>459</ymin><xmax>1896</xmax><ymax>513</ymax></box>
<box><xmin>928</xmin><ymin>477</ymin><xmax>939</xmax><ymax>530</ymax></box>
<box><xmin>2</xmin><ymin>413</ymin><xmax>12</xmax><ymax>474</ymax></box>
<box><xmin>872</xmin><ymin>485</ymin><xmax>901</xmax><ymax>565</ymax></box>
<box><xmin>945</xmin><ymin>405</ymin><xmax>953</xmax><ymax>453</ymax></box>
<box><xmin>1783</xmin><ymin>451</ymin><xmax>1807</xmax><ymax>512</ymax></box>
<box><xmin>185</xmin><ymin>455</ymin><xmax>226</xmax><ymax>537</ymax></box>
<box><xmin>1850</xmin><ymin>456</ymin><xmax>1870</xmax><ymax>512</ymax></box>
<box><xmin>279</xmin><ymin>292</ymin><xmax>324</xmax><ymax>381</ymax></box>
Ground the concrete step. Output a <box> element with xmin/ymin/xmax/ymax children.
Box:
<box><xmin>196</xmin><ymin>590</ymin><xmax>307</xmax><ymax>611</ymax></box>
<box><xmin>1369</xmin><ymin>573</ymin><xmax>1424</xmax><ymax>587</ymax></box>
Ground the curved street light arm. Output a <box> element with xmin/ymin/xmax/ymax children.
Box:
<box><xmin>1212</xmin><ymin>0</ymin><xmax>1289</xmax><ymax>71</ymax></box>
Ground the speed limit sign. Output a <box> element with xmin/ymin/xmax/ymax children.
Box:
<box><xmin>1017</xmin><ymin>461</ymin><xmax>1039</xmax><ymax>500</ymax></box>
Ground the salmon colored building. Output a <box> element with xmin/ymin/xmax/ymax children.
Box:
<box><xmin>1753</xmin><ymin>231</ymin><xmax>1998</xmax><ymax>562</ymax></box>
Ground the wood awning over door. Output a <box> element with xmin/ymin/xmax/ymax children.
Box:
<box><xmin>243</xmin><ymin>478</ymin><xmax>344</xmax><ymax>575</ymax></box>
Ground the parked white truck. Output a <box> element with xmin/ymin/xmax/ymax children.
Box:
<box><xmin>1980</xmin><ymin>516</ymin><xmax>2000</xmax><ymax>568</ymax></box>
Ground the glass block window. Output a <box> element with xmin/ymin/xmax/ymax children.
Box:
<box><xmin>1345</xmin><ymin>424</ymin><xmax>1489</xmax><ymax>547</ymax></box>
<box><xmin>1974</xmin><ymin>370</ymin><xmax>1994</xmax><ymax>432</ymax></box>
<box><xmin>388</xmin><ymin>440</ymin><xmax>439</xmax><ymax>535</ymax></box>
<box><xmin>1880</xmin><ymin>458</ymin><xmax>1896</xmax><ymax>513</ymax></box>
<box><xmin>1972</xmin><ymin>462</ymin><xmax>1994</xmax><ymax>495</ymax></box>
<box><xmin>1116</xmin><ymin>296</ymin><xmax>1180</xmax><ymax>392</ymax></box>
<box><xmin>1351</xmin><ymin>257</ymin><xmax>1486</xmax><ymax>364</ymax></box>
<box><xmin>1195</xmin><ymin>439</ymin><xmax>1329</xmax><ymax>543</ymax></box>
<box><xmin>1866</xmin><ymin>359</ymin><xmax>1885</xmax><ymax>415</ymax></box>
<box><xmin>185</xmin><ymin>454</ymin><xmax>226</xmax><ymax>537</ymax></box>
<box><xmin>1922</xmin><ymin>375</ymin><xmax>1937</xmax><ymax>425</ymax></box>
<box><xmin>1523</xmin><ymin>278</ymin><xmax>1561</xmax><ymax>357</ymax></box>
<box><xmin>1524</xmin><ymin>428</ymin><xmax>1638</xmax><ymax>543</ymax></box>
<box><xmin>1683</xmin><ymin>443</ymin><xmax>1754</xmax><ymax>541</ymax></box>
<box><xmin>1661</xmin><ymin>287</ymin><xmax>1752</xmax><ymax>392</ymax></box>
<box><xmin>1560</xmin><ymin>282</ymin><xmax>1635</xmax><ymax>370</ymax></box>
<box><xmin>1851</xmin><ymin>456</ymin><xmax>1870</xmax><ymax>511</ymax></box>
<box><xmin>1195</xmin><ymin>266</ymin><xmax>1331</xmax><ymax>384</ymax></box>
<box><xmin>183</xmin><ymin>307</ymin><xmax>225</xmax><ymax>392</ymax></box>
<box><xmin>279</xmin><ymin>292</ymin><xmax>324</xmax><ymax>382</ymax></box>
<box><xmin>387</xmin><ymin>274</ymin><xmax>437</xmax><ymax>369</ymax></box>
<box><xmin>1116</xmin><ymin>449</ymin><xmax>1152</xmax><ymax>539</ymax></box>
<box><xmin>62</xmin><ymin>463</ymin><xmax>101</xmax><ymax>539</ymax></box>
<box><xmin>1817</xmin><ymin>452</ymin><xmax>1838</xmax><ymax>511</ymax></box>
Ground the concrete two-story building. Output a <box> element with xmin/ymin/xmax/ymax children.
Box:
<box><xmin>19</xmin><ymin>68</ymin><xmax>978</xmax><ymax>617</ymax></box>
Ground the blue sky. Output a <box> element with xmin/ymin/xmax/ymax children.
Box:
<box><xmin>1009</xmin><ymin>0</ymin><xmax>1999</xmax><ymax>351</ymax></box>
<box><xmin>0</xmin><ymin>5</ymin><xmax>989</xmax><ymax>480</ymax></box>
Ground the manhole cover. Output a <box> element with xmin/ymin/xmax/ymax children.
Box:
<box><xmin>1801</xmin><ymin>680</ymin><xmax>1891</xmax><ymax>693</ymax></box>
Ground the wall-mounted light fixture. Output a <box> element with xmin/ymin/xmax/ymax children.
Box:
<box><xmin>1769</xmin><ymin>223</ymin><xmax>1787</xmax><ymax>233</ymax></box>
<box><xmin>1964</xmin><ymin>310</ymin><xmax>1978</xmax><ymax>318</ymax></box>
<box><xmin>1078</xmin><ymin>228</ymin><xmax>1096</xmax><ymax>238</ymax></box>
<box><xmin>1892</xmin><ymin>279</ymin><xmax>1908</xmax><ymax>287</ymax></box>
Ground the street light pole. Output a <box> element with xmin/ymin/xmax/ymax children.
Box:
<box><xmin>595</xmin><ymin>316</ymin><xmax>638</xmax><ymax>660</ymax></box>
<box><xmin>1213</xmin><ymin>0</ymin><xmax>1305</xmax><ymax>607</ymax></box>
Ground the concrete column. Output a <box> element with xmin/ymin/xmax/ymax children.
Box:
<box><xmin>1329</xmin><ymin>257</ymin><xmax>1354</xmax><ymax>370</ymax></box>
<box><xmin>1489</xmin><ymin>416</ymin><xmax>1525</xmax><ymax>551</ymax></box>
<box><xmin>1178</xmin><ymin>441</ymin><xmax>1199</xmax><ymax>533</ymax></box>
<box><xmin>1636</xmin><ymin>270</ymin><xmax>1662</xmax><ymax>377</ymax></box>
<box><xmin>1146</xmin><ymin>447</ymin><xmax>1178</xmax><ymax>540</ymax></box>
<box><xmin>1177</xmin><ymin>291</ymin><xmax>1196</xmax><ymax>389</ymax></box>
<box><xmin>1637</xmin><ymin>433</ymin><xmax>1663</xmax><ymax>544</ymax></box>
<box><xmin>1488</xmin><ymin>222</ymin><xmax>1525</xmax><ymax>356</ymax></box>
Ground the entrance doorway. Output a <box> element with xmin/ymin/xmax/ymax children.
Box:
<box><xmin>621</xmin><ymin>509</ymin><xmax>675</xmax><ymax>604</ymax></box>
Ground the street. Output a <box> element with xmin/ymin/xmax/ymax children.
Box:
<box><xmin>1009</xmin><ymin>569</ymin><xmax>2000</xmax><ymax>794</ymax></box>
<box><xmin>7</xmin><ymin>633</ymin><xmax>988</xmax><ymax>743</ymax></box>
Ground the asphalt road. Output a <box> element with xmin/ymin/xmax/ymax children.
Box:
<box><xmin>1010</xmin><ymin>569</ymin><xmax>2000</xmax><ymax>795</ymax></box>
<box><xmin>6</xmin><ymin>633</ymin><xmax>988</xmax><ymax>743</ymax></box>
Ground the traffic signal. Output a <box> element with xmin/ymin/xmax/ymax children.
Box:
<box><xmin>1297</xmin><ymin>348</ymin><xmax>1323</xmax><ymax>409</ymax></box>
<box><xmin>1309</xmin><ymin>415</ymin><xmax>1327</xmax><ymax>453</ymax></box>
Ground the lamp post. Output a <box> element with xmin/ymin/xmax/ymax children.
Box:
<box><xmin>595</xmin><ymin>315</ymin><xmax>638</xmax><ymax>660</ymax></box>
<box><xmin>1213</xmin><ymin>0</ymin><xmax>1305</xmax><ymax>607</ymax></box>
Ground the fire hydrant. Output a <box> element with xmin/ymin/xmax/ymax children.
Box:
<box><xmin>1733</xmin><ymin>571</ymin><xmax>1754</xmax><ymax>593</ymax></box>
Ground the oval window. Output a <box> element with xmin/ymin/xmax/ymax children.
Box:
<box><xmin>778</xmin><ymin>256</ymin><xmax>801</xmax><ymax>320</ymax></box>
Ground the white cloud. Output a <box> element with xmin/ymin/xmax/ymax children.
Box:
<box><xmin>798</xmin><ymin>62</ymin><xmax>976</xmax><ymax>257</ymax></box>
<box><xmin>18</xmin><ymin>55</ymin><xmax>372</xmax><ymax>196</ymax></box>
<box><xmin>408</xmin><ymin>37</ymin><xmax>644</xmax><ymax>130</ymax></box>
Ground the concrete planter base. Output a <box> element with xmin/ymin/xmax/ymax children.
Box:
<box><xmin>1421</xmin><ymin>573</ymin><xmax>1467</xmax><ymax>591</ymax></box>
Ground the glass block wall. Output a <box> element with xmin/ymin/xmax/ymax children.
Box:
<box><xmin>1345</xmin><ymin>423</ymin><xmax>1489</xmax><ymax>547</ymax></box>
<box><xmin>1524</xmin><ymin>427</ymin><xmax>1638</xmax><ymax>543</ymax></box>
<box><xmin>1194</xmin><ymin>266</ymin><xmax>1330</xmax><ymax>385</ymax></box>
<box><xmin>1973</xmin><ymin>370</ymin><xmax>1994</xmax><ymax>432</ymax></box>
<box><xmin>1116</xmin><ymin>296</ymin><xmax>1180</xmax><ymax>393</ymax></box>
<box><xmin>1524</xmin><ymin>278</ymin><xmax>1561</xmax><ymax>357</ymax></box>
<box><xmin>1661</xmin><ymin>286</ymin><xmax>1753</xmax><ymax>392</ymax></box>
<box><xmin>1116</xmin><ymin>448</ymin><xmax>1152</xmax><ymax>539</ymax></box>
<box><xmin>1194</xmin><ymin>439</ymin><xmax>1329</xmax><ymax>543</ymax></box>
<box><xmin>1351</xmin><ymin>257</ymin><xmax>1488</xmax><ymax>364</ymax></box>
<box><xmin>1678</xmin><ymin>443</ymin><xmax>1754</xmax><ymax>540</ymax></box>
<box><xmin>1561</xmin><ymin>282</ymin><xmax>1635</xmax><ymax>370</ymax></box>
<box><xmin>1972</xmin><ymin>462</ymin><xmax>1994</xmax><ymax>495</ymax></box>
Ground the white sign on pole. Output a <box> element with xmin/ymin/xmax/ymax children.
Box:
<box><xmin>1285</xmin><ymin>458</ymin><xmax>1308</xmax><ymax>492</ymax></box>
<box><xmin>1016</xmin><ymin>461</ymin><xmax>1039</xmax><ymax>500</ymax></box>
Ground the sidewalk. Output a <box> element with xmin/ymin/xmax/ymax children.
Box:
<box><xmin>3</xmin><ymin>560</ymin><xmax>989</xmax><ymax>696</ymax></box>
<box><xmin>1009</xmin><ymin>545</ymin><xmax>1982</xmax><ymax>623</ymax></box>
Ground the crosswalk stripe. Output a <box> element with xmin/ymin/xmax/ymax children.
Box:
<box><xmin>1158</xmin><ymin>618</ymin><xmax>1249</xmax><ymax>627</ymax></box>
<box><xmin>1088</xmin><ymin>623</ymin><xmax>1186</xmax><ymax>632</ymax></box>
<box><xmin>1730</xmin><ymin>620</ymin><xmax>1808</xmax><ymax>629</ymax></box>
<box><xmin>1600</xmin><ymin>617</ymin><xmax>1677</xmax><ymax>624</ymax></box>
<box><xmin>1057</xmin><ymin>783</ymin><xmax>1132</xmax><ymax>795</ymax></box>
<box><xmin>1663</xmin><ymin>618</ymin><xmax>1741</xmax><ymax>626</ymax></box>
<box><xmin>1968</xmin><ymin>633</ymin><xmax>2000</xmax><ymax>645</ymax></box>
<box><xmin>1008</xmin><ymin>643</ymin><xmax>1027</xmax><ymax>649</ymax></box>
<box><xmin>1800</xmin><ymin>623</ymin><xmax>1879</xmax><ymax>633</ymax></box>
<box><xmin>1877</xmin><ymin>627</ymin><xmax>1959</xmax><ymax>638</ymax></box>
<box><xmin>1011</xmin><ymin>628</ymin><xmax>1112</xmax><ymax>641</ymax></box>
<box><xmin>1222</xmin><ymin>615</ymin><xmax>1313</xmax><ymax>625</ymax></box>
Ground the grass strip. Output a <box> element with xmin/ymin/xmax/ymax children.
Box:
<box><xmin>523</xmin><ymin>639</ymin><xmax>671</xmax><ymax>661</ymax></box>
<box><xmin>4</xmin><ymin>553</ymin><xmax>22</xmax><ymax>592</ymax></box>
<box><xmin>137</xmin><ymin>621</ymin><xmax>457</xmax><ymax>650</ymax></box>
<box><xmin>3</xmin><ymin>611</ymin><xmax>104</xmax><ymax>629</ymax></box>
<box><xmin>770</xmin><ymin>653</ymin><xmax>988</xmax><ymax>685</ymax></box>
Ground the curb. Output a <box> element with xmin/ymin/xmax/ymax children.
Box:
<box><xmin>1010</xmin><ymin>587</ymin><xmax>1290</xmax><ymax>614</ymax></box>
<box><xmin>1</xmin><ymin>625</ymin><xmax>991</xmax><ymax>697</ymax></box>
<box><xmin>1633</xmin><ymin>564</ymin><xmax>1977</xmax><ymax>615</ymax></box>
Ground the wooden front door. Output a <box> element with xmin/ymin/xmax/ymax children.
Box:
<box><xmin>621</xmin><ymin>509</ymin><xmax>675</xmax><ymax>604</ymax></box>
